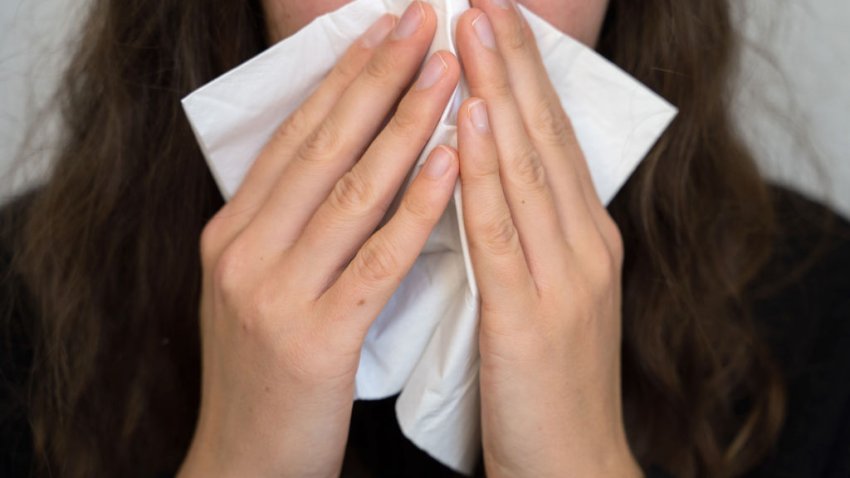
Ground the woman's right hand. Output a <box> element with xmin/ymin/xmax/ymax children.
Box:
<box><xmin>178</xmin><ymin>3</ymin><xmax>460</xmax><ymax>477</ymax></box>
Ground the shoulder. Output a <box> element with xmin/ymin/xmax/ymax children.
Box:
<box><xmin>0</xmin><ymin>187</ymin><xmax>39</xmax><ymax>327</ymax></box>
<box><xmin>0</xmin><ymin>187</ymin><xmax>40</xmax><ymax>377</ymax></box>
<box><xmin>747</xmin><ymin>186</ymin><xmax>850</xmax><ymax>477</ymax></box>
<box><xmin>752</xmin><ymin>186</ymin><xmax>850</xmax><ymax>370</ymax></box>
<box><xmin>0</xmin><ymin>187</ymin><xmax>40</xmax><ymax>475</ymax></box>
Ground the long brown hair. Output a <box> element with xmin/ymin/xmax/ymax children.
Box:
<box><xmin>3</xmin><ymin>0</ymin><xmax>784</xmax><ymax>476</ymax></box>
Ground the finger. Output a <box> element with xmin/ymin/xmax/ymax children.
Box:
<box><xmin>247</xmin><ymin>2</ymin><xmax>438</xmax><ymax>253</ymax></box>
<box><xmin>457</xmin><ymin>14</ymin><xmax>571</xmax><ymax>282</ymax></box>
<box><xmin>457</xmin><ymin>7</ymin><xmax>600</xmax><ymax>246</ymax></box>
<box><xmin>317</xmin><ymin>146</ymin><xmax>458</xmax><ymax>330</ymax></box>
<box><xmin>473</xmin><ymin>1</ymin><xmax>623</xmax><ymax>264</ymax></box>
<box><xmin>289</xmin><ymin>51</ymin><xmax>461</xmax><ymax>293</ymax></box>
<box><xmin>468</xmin><ymin>1</ymin><xmax>613</xmax><ymax>249</ymax></box>
<box><xmin>456</xmin><ymin>98</ymin><xmax>538</xmax><ymax>307</ymax></box>
<box><xmin>219</xmin><ymin>14</ymin><xmax>397</xmax><ymax>235</ymax></box>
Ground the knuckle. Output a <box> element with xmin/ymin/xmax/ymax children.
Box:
<box><xmin>480</xmin><ymin>75</ymin><xmax>514</xmax><ymax>101</ymax></box>
<box><xmin>363</xmin><ymin>52</ymin><xmax>398</xmax><ymax>87</ymax></box>
<box><xmin>531</xmin><ymin>99</ymin><xmax>573</xmax><ymax>146</ymax></box>
<box><xmin>300</xmin><ymin>118</ymin><xmax>341</xmax><ymax>162</ymax></box>
<box><xmin>330</xmin><ymin>54</ymin><xmax>365</xmax><ymax>86</ymax></box>
<box><xmin>462</xmin><ymin>145</ymin><xmax>499</xmax><ymax>179</ymax></box>
<box><xmin>388</xmin><ymin>105</ymin><xmax>421</xmax><ymax>139</ymax></box>
<box><xmin>593</xmin><ymin>255</ymin><xmax>618</xmax><ymax>287</ymax></box>
<box><xmin>329</xmin><ymin>171</ymin><xmax>376</xmax><ymax>216</ymax></box>
<box><xmin>504</xmin><ymin>17</ymin><xmax>529</xmax><ymax>52</ymax></box>
<box><xmin>200</xmin><ymin>213</ymin><xmax>227</xmax><ymax>265</ymax></box>
<box><xmin>275</xmin><ymin>106</ymin><xmax>312</xmax><ymax>142</ymax></box>
<box><xmin>602</xmin><ymin>215</ymin><xmax>625</xmax><ymax>267</ymax></box>
<box><xmin>479</xmin><ymin>214</ymin><xmax>520</xmax><ymax>256</ymax></box>
<box><xmin>354</xmin><ymin>239</ymin><xmax>400</xmax><ymax>285</ymax></box>
<box><xmin>509</xmin><ymin>146</ymin><xmax>548</xmax><ymax>191</ymax></box>
<box><xmin>584</xmin><ymin>238</ymin><xmax>618</xmax><ymax>287</ymax></box>
<box><xmin>212</xmin><ymin>241</ymin><xmax>251</xmax><ymax>302</ymax></box>
<box><xmin>400</xmin><ymin>190</ymin><xmax>436</xmax><ymax>224</ymax></box>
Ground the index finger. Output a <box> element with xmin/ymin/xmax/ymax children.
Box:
<box><xmin>467</xmin><ymin>1</ymin><xmax>609</xmax><ymax>241</ymax></box>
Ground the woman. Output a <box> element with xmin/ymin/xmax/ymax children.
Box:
<box><xmin>1</xmin><ymin>0</ymin><xmax>848</xmax><ymax>476</ymax></box>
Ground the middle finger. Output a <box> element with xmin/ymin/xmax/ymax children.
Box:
<box><xmin>289</xmin><ymin>50</ymin><xmax>461</xmax><ymax>293</ymax></box>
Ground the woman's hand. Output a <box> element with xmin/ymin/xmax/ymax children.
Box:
<box><xmin>178</xmin><ymin>3</ymin><xmax>461</xmax><ymax>477</ymax></box>
<box><xmin>455</xmin><ymin>1</ymin><xmax>641</xmax><ymax>476</ymax></box>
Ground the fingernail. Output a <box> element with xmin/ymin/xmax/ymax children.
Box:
<box><xmin>468</xmin><ymin>100</ymin><xmax>490</xmax><ymax>134</ymax></box>
<box><xmin>424</xmin><ymin>147</ymin><xmax>453</xmax><ymax>178</ymax></box>
<box><xmin>491</xmin><ymin>0</ymin><xmax>513</xmax><ymax>10</ymax></box>
<box><xmin>361</xmin><ymin>14</ymin><xmax>396</xmax><ymax>48</ymax></box>
<box><xmin>415</xmin><ymin>53</ymin><xmax>448</xmax><ymax>90</ymax></box>
<box><xmin>472</xmin><ymin>13</ymin><xmax>496</xmax><ymax>50</ymax></box>
<box><xmin>393</xmin><ymin>2</ymin><xmax>424</xmax><ymax>40</ymax></box>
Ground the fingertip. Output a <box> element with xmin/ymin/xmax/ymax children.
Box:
<box><xmin>459</xmin><ymin>7</ymin><xmax>486</xmax><ymax>28</ymax></box>
<box><xmin>412</xmin><ymin>1</ymin><xmax>439</xmax><ymax>39</ymax></box>
<box><xmin>460</xmin><ymin>96</ymin><xmax>483</xmax><ymax>114</ymax></box>
<box><xmin>417</xmin><ymin>0</ymin><xmax>436</xmax><ymax>21</ymax></box>
<box><xmin>456</xmin><ymin>8</ymin><xmax>485</xmax><ymax>43</ymax></box>
<box><xmin>416</xmin><ymin>50</ymin><xmax>461</xmax><ymax>91</ymax></box>
<box><xmin>455</xmin><ymin>8</ymin><xmax>498</xmax><ymax>81</ymax></box>
<box><xmin>359</xmin><ymin>13</ymin><xmax>398</xmax><ymax>49</ymax></box>
<box><xmin>462</xmin><ymin>97</ymin><xmax>491</xmax><ymax>135</ymax></box>
<box><xmin>456</xmin><ymin>98</ymin><xmax>497</xmax><ymax>179</ymax></box>
<box><xmin>388</xmin><ymin>1</ymin><xmax>437</xmax><ymax>47</ymax></box>
<box><xmin>422</xmin><ymin>145</ymin><xmax>458</xmax><ymax>180</ymax></box>
<box><xmin>434</xmin><ymin>50</ymin><xmax>461</xmax><ymax>79</ymax></box>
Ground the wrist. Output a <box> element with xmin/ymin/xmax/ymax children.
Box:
<box><xmin>483</xmin><ymin>437</ymin><xmax>642</xmax><ymax>478</ymax></box>
<box><xmin>177</xmin><ymin>430</ymin><xmax>346</xmax><ymax>478</ymax></box>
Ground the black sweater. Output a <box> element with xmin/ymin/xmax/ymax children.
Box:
<box><xmin>2</xmin><ymin>186</ymin><xmax>849</xmax><ymax>477</ymax></box>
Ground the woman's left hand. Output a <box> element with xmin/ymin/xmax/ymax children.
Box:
<box><xmin>454</xmin><ymin>1</ymin><xmax>641</xmax><ymax>476</ymax></box>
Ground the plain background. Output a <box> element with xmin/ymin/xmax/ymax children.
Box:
<box><xmin>1</xmin><ymin>0</ymin><xmax>849</xmax><ymax>217</ymax></box>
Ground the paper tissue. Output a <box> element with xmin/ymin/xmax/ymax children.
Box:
<box><xmin>182</xmin><ymin>0</ymin><xmax>677</xmax><ymax>473</ymax></box>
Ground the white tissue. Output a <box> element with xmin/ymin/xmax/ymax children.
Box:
<box><xmin>181</xmin><ymin>0</ymin><xmax>677</xmax><ymax>474</ymax></box>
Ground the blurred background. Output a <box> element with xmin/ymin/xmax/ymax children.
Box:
<box><xmin>1</xmin><ymin>0</ymin><xmax>848</xmax><ymax>216</ymax></box>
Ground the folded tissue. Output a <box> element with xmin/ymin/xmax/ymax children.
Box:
<box><xmin>181</xmin><ymin>0</ymin><xmax>677</xmax><ymax>473</ymax></box>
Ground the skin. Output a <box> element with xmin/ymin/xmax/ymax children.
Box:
<box><xmin>263</xmin><ymin>0</ymin><xmax>609</xmax><ymax>46</ymax></box>
<box><xmin>179</xmin><ymin>0</ymin><xmax>640</xmax><ymax>476</ymax></box>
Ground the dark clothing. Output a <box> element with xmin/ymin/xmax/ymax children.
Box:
<box><xmin>2</xmin><ymin>186</ymin><xmax>849</xmax><ymax>477</ymax></box>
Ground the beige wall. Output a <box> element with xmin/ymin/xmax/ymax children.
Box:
<box><xmin>0</xmin><ymin>0</ymin><xmax>81</xmax><ymax>199</ymax></box>
<box><xmin>734</xmin><ymin>0</ymin><xmax>850</xmax><ymax>216</ymax></box>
